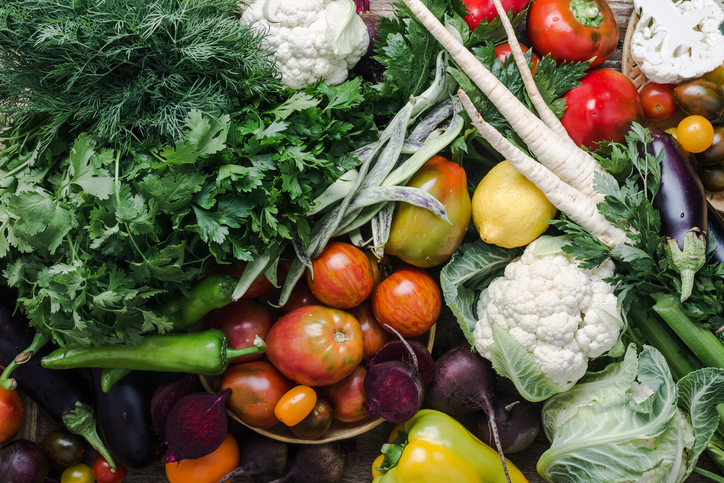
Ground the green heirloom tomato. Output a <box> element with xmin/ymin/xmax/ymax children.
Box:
<box><xmin>385</xmin><ymin>156</ymin><xmax>472</xmax><ymax>268</ymax></box>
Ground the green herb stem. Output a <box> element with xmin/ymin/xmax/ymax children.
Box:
<box><xmin>651</xmin><ymin>293</ymin><xmax>724</xmax><ymax>370</ymax></box>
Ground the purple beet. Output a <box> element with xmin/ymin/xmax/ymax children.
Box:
<box><xmin>164</xmin><ymin>389</ymin><xmax>230</xmax><ymax>463</ymax></box>
<box><xmin>0</xmin><ymin>440</ymin><xmax>49</xmax><ymax>483</ymax></box>
<box><xmin>217</xmin><ymin>433</ymin><xmax>288</xmax><ymax>483</ymax></box>
<box><xmin>151</xmin><ymin>373</ymin><xmax>201</xmax><ymax>440</ymax></box>
<box><xmin>367</xmin><ymin>339</ymin><xmax>435</xmax><ymax>385</ymax></box>
<box><xmin>352</xmin><ymin>0</ymin><xmax>383</xmax><ymax>83</ymax></box>
<box><xmin>364</xmin><ymin>360</ymin><xmax>424</xmax><ymax>423</ymax></box>
<box><xmin>475</xmin><ymin>391</ymin><xmax>540</xmax><ymax>454</ymax></box>
<box><xmin>267</xmin><ymin>443</ymin><xmax>344</xmax><ymax>483</ymax></box>
<box><xmin>423</xmin><ymin>345</ymin><xmax>515</xmax><ymax>483</ymax></box>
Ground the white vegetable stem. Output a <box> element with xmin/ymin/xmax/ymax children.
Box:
<box><xmin>458</xmin><ymin>89</ymin><xmax>631</xmax><ymax>248</ymax></box>
<box><xmin>401</xmin><ymin>0</ymin><xmax>604</xmax><ymax>202</ymax></box>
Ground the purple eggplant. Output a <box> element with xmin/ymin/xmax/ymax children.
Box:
<box><xmin>707</xmin><ymin>202</ymin><xmax>724</xmax><ymax>265</ymax></box>
<box><xmin>648</xmin><ymin>131</ymin><xmax>708</xmax><ymax>302</ymax></box>
<box><xmin>0</xmin><ymin>294</ymin><xmax>116</xmax><ymax>469</ymax></box>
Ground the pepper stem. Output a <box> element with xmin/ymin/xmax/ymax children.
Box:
<box><xmin>375</xmin><ymin>430</ymin><xmax>408</xmax><ymax>473</ymax></box>
<box><xmin>569</xmin><ymin>0</ymin><xmax>603</xmax><ymax>28</ymax></box>
<box><xmin>225</xmin><ymin>335</ymin><xmax>267</xmax><ymax>360</ymax></box>
<box><xmin>664</xmin><ymin>228</ymin><xmax>707</xmax><ymax>302</ymax></box>
<box><xmin>62</xmin><ymin>401</ymin><xmax>117</xmax><ymax>470</ymax></box>
<box><xmin>0</xmin><ymin>332</ymin><xmax>49</xmax><ymax>391</ymax></box>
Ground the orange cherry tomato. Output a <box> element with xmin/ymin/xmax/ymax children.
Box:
<box><xmin>677</xmin><ymin>115</ymin><xmax>715</xmax><ymax>153</ymax></box>
<box><xmin>274</xmin><ymin>385</ymin><xmax>317</xmax><ymax>426</ymax></box>
<box><xmin>165</xmin><ymin>432</ymin><xmax>240</xmax><ymax>483</ymax></box>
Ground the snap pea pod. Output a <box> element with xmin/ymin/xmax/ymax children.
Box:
<box><xmin>42</xmin><ymin>329</ymin><xmax>266</xmax><ymax>376</ymax></box>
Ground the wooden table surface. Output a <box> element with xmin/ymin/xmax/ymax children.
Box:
<box><xmin>14</xmin><ymin>1</ymin><xmax>723</xmax><ymax>482</ymax></box>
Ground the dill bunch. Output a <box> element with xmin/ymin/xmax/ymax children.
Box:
<box><xmin>0</xmin><ymin>0</ymin><xmax>280</xmax><ymax>146</ymax></box>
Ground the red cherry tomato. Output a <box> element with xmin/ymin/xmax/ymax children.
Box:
<box><xmin>274</xmin><ymin>385</ymin><xmax>318</xmax><ymax>426</ymax></box>
<box><xmin>495</xmin><ymin>42</ymin><xmax>540</xmax><ymax>75</ymax></box>
<box><xmin>461</xmin><ymin>0</ymin><xmax>531</xmax><ymax>31</ymax></box>
<box><xmin>92</xmin><ymin>455</ymin><xmax>128</xmax><ymax>483</ymax></box>
<box><xmin>207</xmin><ymin>299</ymin><xmax>274</xmax><ymax>364</ymax></box>
<box><xmin>279</xmin><ymin>285</ymin><xmax>322</xmax><ymax>314</ymax></box>
<box><xmin>527</xmin><ymin>0</ymin><xmax>618</xmax><ymax>68</ymax></box>
<box><xmin>677</xmin><ymin>115</ymin><xmax>715</xmax><ymax>154</ymax></box>
<box><xmin>306</xmin><ymin>242</ymin><xmax>374</xmax><ymax>309</ymax></box>
<box><xmin>213</xmin><ymin>263</ymin><xmax>274</xmax><ymax>299</ymax></box>
<box><xmin>265</xmin><ymin>305</ymin><xmax>364</xmax><ymax>386</ymax></box>
<box><xmin>347</xmin><ymin>302</ymin><xmax>393</xmax><ymax>360</ymax></box>
<box><xmin>0</xmin><ymin>386</ymin><xmax>25</xmax><ymax>444</ymax></box>
<box><xmin>322</xmin><ymin>365</ymin><xmax>369</xmax><ymax>423</ymax></box>
<box><xmin>371</xmin><ymin>266</ymin><xmax>441</xmax><ymax>338</ymax></box>
<box><xmin>560</xmin><ymin>68</ymin><xmax>645</xmax><ymax>150</ymax></box>
<box><xmin>640</xmin><ymin>82</ymin><xmax>678</xmax><ymax>122</ymax></box>
<box><xmin>220</xmin><ymin>360</ymin><xmax>294</xmax><ymax>429</ymax></box>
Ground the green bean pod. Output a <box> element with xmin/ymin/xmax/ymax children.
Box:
<box><xmin>41</xmin><ymin>329</ymin><xmax>265</xmax><ymax>376</ymax></box>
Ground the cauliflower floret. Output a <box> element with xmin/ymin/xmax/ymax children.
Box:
<box><xmin>474</xmin><ymin>238</ymin><xmax>622</xmax><ymax>387</ymax></box>
<box><xmin>241</xmin><ymin>0</ymin><xmax>369</xmax><ymax>90</ymax></box>
<box><xmin>630</xmin><ymin>0</ymin><xmax>724</xmax><ymax>84</ymax></box>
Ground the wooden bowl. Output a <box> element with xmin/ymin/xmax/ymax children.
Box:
<box><xmin>201</xmin><ymin>323</ymin><xmax>436</xmax><ymax>444</ymax></box>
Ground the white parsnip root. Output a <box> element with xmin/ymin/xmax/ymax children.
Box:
<box><xmin>458</xmin><ymin>89</ymin><xmax>632</xmax><ymax>248</ymax></box>
<box><xmin>402</xmin><ymin>0</ymin><xmax>604</xmax><ymax>203</ymax></box>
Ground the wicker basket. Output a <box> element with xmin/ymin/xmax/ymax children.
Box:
<box><xmin>201</xmin><ymin>324</ymin><xmax>436</xmax><ymax>444</ymax></box>
<box><xmin>621</xmin><ymin>12</ymin><xmax>724</xmax><ymax>211</ymax></box>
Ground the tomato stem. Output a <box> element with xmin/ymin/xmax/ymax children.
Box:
<box><xmin>569</xmin><ymin>0</ymin><xmax>602</xmax><ymax>28</ymax></box>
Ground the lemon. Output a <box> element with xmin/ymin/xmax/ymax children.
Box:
<box><xmin>472</xmin><ymin>160</ymin><xmax>557</xmax><ymax>248</ymax></box>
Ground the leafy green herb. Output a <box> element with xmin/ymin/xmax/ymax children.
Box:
<box><xmin>0</xmin><ymin>0</ymin><xmax>279</xmax><ymax>147</ymax></box>
<box><xmin>1</xmin><ymin>80</ymin><xmax>375</xmax><ymax>347</ymax></box>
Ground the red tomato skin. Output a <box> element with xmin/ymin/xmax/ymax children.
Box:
<box><xmin>495</xmin><ymin>43</ymin><xmax>540</xmax><ymax>75</ymax></box>
<box><xmin>347</xmin><ymin>302</ymin><xmax>393</xmax><ymax>360</ymax></box>
<box><xmin>306</xmin><ymin>242</ymin><xmax>374</xmax><ymax>309</ymax></box>
<box><xmin>92</xmin><ymin>455</ymin><xmax>128</xmax><ymax>483</ymax></box>
<box><xmin>265</xmin><ymin>306</ymin><xmax>364</xmax><ymax>386</ymax></box>
<box><xmin>322</xmin><ymin>366</ymin><xmax>369</xmax><ymax>423</ymax></box>
<box><xmin>640</xmin><ymin>82</ymin><xmax>678</xmax><ymax>122</ymax></box>
<box><xmin>526</xmin><ymin>0</ymin><xmax>618</xmax><ymax>68</ymax></box>
<box><xmin>560</xmin><ymin>68</ymin><xmax>645</xmax><ymax>150</ymax></box>
<box><xmin>220</xmin><ymin>360</ymin><xmax>294</xmax><ymax>429</ymax></box>
<box><xmin>0</xmin><ymin>386</ymin><xmax>24</xmax><ymax>444</ymax></box>
<box><xmin>463</xmin><ymin>0</ymin><xmax>531</xmax><ymax>31</ymax></box>
<box><xmin>279</xmin><ymin>285</ymin><xmax>322</xmax><ymax>314</ymax></box>
<box><xmin>207</xmin><ymin>299</ymin><xmax>274</xmax><ymax>365</ymax></box>
<box><xmin>371</xmin><ymin>266</ymin><xmax>441</xmax><ymax>338</ymax></box>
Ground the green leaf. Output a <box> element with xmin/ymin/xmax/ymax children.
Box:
<box><xmin>67</xmin><ymin>134</ymin><xmax>114</xmax><ymax>200</ymax></box>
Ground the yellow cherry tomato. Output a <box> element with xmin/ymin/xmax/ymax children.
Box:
<box><xmin>677</xmin><ymin>115</ymin><xmax>715</xmax><ymax>153</ymax></box>
<box><xmin>274</xmin><ymin>385</ymin><xmax>317</xmax><ymax>426</ymax></box>
<box><xmin>61</xmin><ymin>464</ymin><xmax>94</xmax><ymax>483</ymax></box>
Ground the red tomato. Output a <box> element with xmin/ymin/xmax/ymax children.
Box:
<box><xmin>279</xmin><ymin>284</ymin><xmax>322</xmax><ymax>314</ymax></box>
<box><xmin>495</xmin><ymin>42</ymin><xmax>540</xmax><ymax>75</ymax></box>
<box><xmin>322</xmin><ymin>365</ymin><xmax>369</xmax><ymax>423</ymax></box>
<box><xmin>640</xmin><ymin>82</ymin><xmax>678</xmax><ymax>122</ymax></box>
<box><xmin>265</xmin><ymin>305</ymin><xmax>364</xmax><ymax>386</ymax></box>
<box><xmin>526</xmin><ymin>0</ymin><xmax>618</xmax><ymax>68</ymax></box>
<box><xmin>220</xmin><ymin>360</ymin><xmax>294</xmax><ymax>429</ymax></box>
<box><xmin>347</xmin><ymin>302</ymin><xmax>393</xmax><ymax>360</ymax></box>
<box><xmin>0</xmin><ymin>386</ymin><xmax>25</xmax><ymax>444</ymax></box>
<box><xmin>213</xmin><ymin>263</ymin><xmax>274</xmax><ymax>300</ymax></box>
<box><xmin>92</xmin><ymin>455</ymin><xmax>128</xmax><ymax>483</ymax></box>
<box><xmin>207</xmin><ymin>299</ymin><xmax>274</xmax><ymax>364</ymax></box>
<box><xmin>461</xmin><ymin>0</ymin><xmax>531</xmax><ymax>31</ymax></box>
<box><xmin>560</xmin><ymin>68</ymin><xmax>645</xmax><ymax>150</ymax></box>
<box><xmin>371</xmin><ymin>266</ymin><xmax>441</xmax><ymax>338</ymax></box>
<box><xmin>165</xmin><ymin>432</ymin><xmax>239</xmax><ymax>483</ymax></box>
<box><xmin>306</xmin><ymin>242</ymin><xmax>374</xmax><ymax>309</ymax></box>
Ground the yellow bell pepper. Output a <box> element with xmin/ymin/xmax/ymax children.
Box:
<box><xmin>372</xmin><ymin>409</ymin><xmax>529</xmax><ymax>483</ymax></box>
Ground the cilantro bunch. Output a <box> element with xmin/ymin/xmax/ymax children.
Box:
<box><xmin>0</xmin><ymin>80</ymin><xmax>375</xmax><ymax>347</ymax></box>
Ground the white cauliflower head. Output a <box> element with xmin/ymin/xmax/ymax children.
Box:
<box><xmin>630</xmin><ymin>0</ymin><xmax>724</xmax><ymax>84</ymax></box>
<box><xmin>241</xmin><ymin>0</ymin><xmax>369</xmax><ymax>90</ymax></box>
<box><xmin>474</xmin><ymin>238</ymin><xmax>622</xmax><ymax>388</ymax></box>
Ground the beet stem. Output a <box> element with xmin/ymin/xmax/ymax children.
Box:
<box><xmin>482</xmin><ymin>399</ymin><xmax>513</xmax><ymax>483</ymax></box>
<box><xmin>382</xmin><ymin>324</ymin><xmax>419</xmax><ymax>373</ymax></box>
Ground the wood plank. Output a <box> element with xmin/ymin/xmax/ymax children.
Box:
<box><xmin>20</xmin><ymin>1</ymin><xmax>721</xmax><ymax>482</ymax></box>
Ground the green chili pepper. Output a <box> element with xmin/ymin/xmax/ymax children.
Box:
<box><xmin>41</xmin><ymin>329</ymin><xmax>265</xmax><ymax>376</ymax></box>
<box><xmin>99</xmin><ymin>273</ymin><xmax>237</xmax><ymax>391</ymax></box>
